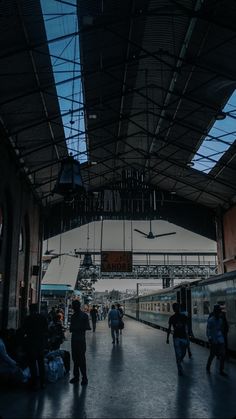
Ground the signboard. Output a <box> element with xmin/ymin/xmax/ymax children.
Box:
<box><xmin>101</xmin><ymin>251</ymin><xmax>133</xmax><ymax>272</ymax></box>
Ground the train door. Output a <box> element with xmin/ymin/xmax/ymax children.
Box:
<box><xmin>180</xmin><ymin>287</ymin><xmax>187</xmax><ymax>310</ymax></box>
<box><xmin>186</xmin><ymin>287</ymin><xmax>193</xmax><ymax>333</ymax></box>
<box><xmin>176</xmin><ymin>287</ymin><xmax>187</xmax><ymax>309</ymax></box>
<box><xmin>136</xmin><ymin>297</ymin><xmax>139</xmax><ymax>320</ymax></box>
<box><xmin>186</xmin><ymin>288</ymin><xmax>192</xmax><ymax>318</ymax></box>
<box><xmin>176</xmin><ymin>290</ymin><xmax>181</xmax><ymax>305</ymax></box>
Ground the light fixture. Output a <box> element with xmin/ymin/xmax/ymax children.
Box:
<box><xmin>81</xmin><ymin>252</ymin><xmax>93</xmax><ymax>269</ymax></box>
<box><xmin>53</xmin><ymin>154</ymin><xmax>84</xmax><ymax>201</ymax></box>
<box><xmin>215</xmin><ymin>111</ymin><xmax>227</xmax><ymax>121</ymax></box>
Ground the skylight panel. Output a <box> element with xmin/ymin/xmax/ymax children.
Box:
<box><xmin>191</xmin><ymin>91</ymin><xmax>236</xmax><ymax>173</ymax></box>
<box><xmin>40</xmin><ymin>0</ymin><xmax>87</xmax><ymax>163</ymax></box>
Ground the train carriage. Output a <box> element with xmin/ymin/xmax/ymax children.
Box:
<box><xmin>191</xmin><ymin>273</ymin><xmax>236</xmax><ymax>350</ymax></box>
<box><xmin>122</xmin><ymin>272</ymin><xmax>236</xmax><ymax>353</ymax></box>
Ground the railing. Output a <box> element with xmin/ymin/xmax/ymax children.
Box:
<box><xmin>78</xmin><ymin>251</ymin><xmax>217</xmax><ymax>280</ymax></box>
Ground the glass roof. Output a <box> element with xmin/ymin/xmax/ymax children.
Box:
<box><xmin>191</xmin><ymin>91</ymin><xmax>236</xmax><ymax>173</ymax></box>
<box><xmin>40</xmin><ymin>0</ymin><xmax>87</xmax><ymax>162</ymax></box>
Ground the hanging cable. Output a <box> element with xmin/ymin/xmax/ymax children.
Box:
<box><xmin>93</xmin><ymin>221</ymin><xmax>96</xmax><ymax>264</ymax></box>
<box><xmin>86</xmin><ymin>221</ymin><xmax>90</xmax><ymax>252</ymax></box>
<box><xmin>123</xmin><ymin>218</ymin><xmax>126</xmax><ymax>251</ymax></box>
<box><xmin>59</xmin><ymin>202</ymin><xmax>63</xmax><ymax>265</ymax></box>
<box><xmin>130</xmin><ymin>219</ymin><xmax>133</xmax><ymax>253</ymax></box>
<box><xmin>100</xmin><ymin>216</ymin><xmax>103</xmax><ymax>254</ymax></box>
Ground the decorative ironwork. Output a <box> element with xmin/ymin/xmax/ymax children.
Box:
<box><xmin>95</xmin><ymin>264</ymin><xmax>217</xmax><ymax>280</ymax></box>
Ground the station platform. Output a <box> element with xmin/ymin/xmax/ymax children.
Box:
<box><xmin>0</xmin><ymin>317</ymin><xmax>236</xmax><ymax>419</ymax></box>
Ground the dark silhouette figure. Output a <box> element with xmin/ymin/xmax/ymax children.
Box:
<box><xmin>70</xmin><ymin>300</ymin><xmax>91</xmax><ymax>385</ymax></box>
<box><xmin>206</xmin><ymin>304</ymin><xmax>227</xmax><ymax>376</ymax></box>
<box><xmin>108</xmin><ymin>305</ymin><xmax>121</xmax><ymax>344</ymax></box>
<box><xmin>23</xmin><ymin>303</ymin><xmax>48</xmax><ymax>390</ymax></box>
<box><xmin>48</xmin><ymin>314</ymin><xmax>65</xmax><ymax>350</ymax></box>
<box><xmin>90</xmin><ymin>305</ymin><xmax>98</xmax><ymax>332</ymax></box>
<box><xmin>166</xmin><ymin>302</ymin><xmax>188</xmax><ymax>376</ymax></box>
<box><xmin>180</xmin><ymin>305</ymin><xmax>193</xmax><ymax>359</ymax></box>
<box><xmin>117</xmin><ymin>304</ymin><xmax>124</xmax><ymax>335</ymax></box>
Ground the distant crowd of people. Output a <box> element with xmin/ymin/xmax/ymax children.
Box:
<box><xmin>0</xmin><ymin>303</ymin><xmax>66</xmax><ymax>390</ymax></box>
<box><xmin>0</xmin><ymin>298</ymin><xmax>230</xmax><ymax>391</ymax></box>
<box><xmin>0</xmin><ymin>301</ymin><xmax>125</xmax><ymax>390</ymax></box>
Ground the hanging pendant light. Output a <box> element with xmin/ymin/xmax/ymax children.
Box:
<box><xmin>53</xmin><ymin>154</ymin><xmax>84</xmax><ymax>201</ymax></box>
<box><xmin>81</xmin><ymin>252</ymin><xmax>93</xmax><ymax>268</ymax></box>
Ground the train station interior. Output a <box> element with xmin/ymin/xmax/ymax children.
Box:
<box><xmin>1</xmin><ymin>0</ymin><xmax>236</xmax><ymax>418</ymax></box>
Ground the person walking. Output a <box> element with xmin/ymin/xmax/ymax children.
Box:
<box><xmin>206</xmin><ymin>304</ymin><xmax>227</xmax><ymax>376</ymax></box>
<box><xmin>180</xmin><ymin>304</ymin><xmax>193</xmax><ymax>359</ymax></box>
<box><xmin>102</xmin><ymin>306</ymin><xmax>107</xmax><ymax>320</ymax></box>
<box><xmin>108</xmin><ymin>305</ymin><xmax>121</xmax><ymax>344</ymax></box>
<box><xmin>221</xmin><ymin>310</ymin><xmax>229</xmax><ymax>359</ymax></box>
<box><xmin>23</xmin><ymin>303</ymin><xmax>48</xmax><ymax>390</ymax></box>
<box><xmin>117</xmin><ymin>303</ymin><xmax>124</xmax><ymax>335</ymax></box>
<box><xmin>90</xmin><ymin>305</ymin><xmax>98</xmax><ymax>332</ymax></box>
<box><xmin>70</xmin><ymin>300</ymin><xmax>91</xmax><ymax>385</ymax></box>
<box><xmin>166</xmin><ymin>302</ymin><xmax>188</xmax><ymax>376</ymax></box>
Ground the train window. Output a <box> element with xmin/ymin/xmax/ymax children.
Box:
<box><xmin>167</xmin><ymin>303</ymin><xmax>170</xmax><ymax>312</ymax></box>
<box><xmin>203</xmin><ymin>301</ymin><xmax>210</xmax><ymax>315</ymax></box>
<box><xmin>193</xmin><ymin>302</ymin><xmax>198</xmax><ymax>315</ymax></box>
<box><xmin>151</xmin><ymin>303</ymin><xmax>153</xmax><ymax>311</ymax></box>
<box><xmin>162</xmin><ymin>303</ymin><xmax>165</xmax><ymax>312</ymax></box>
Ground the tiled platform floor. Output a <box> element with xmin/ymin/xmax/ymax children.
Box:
<box><xmin>0</xmin><ymin>317</ymin><xmax>236</xmax><ymax>419</ymax></box>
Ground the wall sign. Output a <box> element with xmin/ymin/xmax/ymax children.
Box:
<box><xmin>101</xmin><ymin>251</ymin><xmax>132</xmax><ymax>272</ymax></box>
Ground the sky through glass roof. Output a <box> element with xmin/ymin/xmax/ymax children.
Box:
<box><xmin>40</xmin><ymin>0</ymin><xmax>87</xmax><ymax>163</ymax></box>
<box><xmin>191</xmin><ymin>91</ymin><xmax>236</xmax><ymax>173</ymax></box>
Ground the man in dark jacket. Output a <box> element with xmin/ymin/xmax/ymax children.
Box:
<box><xmin>23</xmin><ymin>303</ymin><xmax>48</xmax><ymax>390</ymax></box>
<box><xmin>166</xmin><ymin>302</ymin><xmax>188</xmax><ymax>376</ymax></box>
<box><xmin>70</xmin><ymin>300</ymin><xmax>91</xmax><ymax>385</ymax></box>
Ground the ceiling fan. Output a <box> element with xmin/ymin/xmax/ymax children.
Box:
<box><xmin>134</xmin><ymin>220</ymin><xmax>176</xmax><ymax>239</ymax></box>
